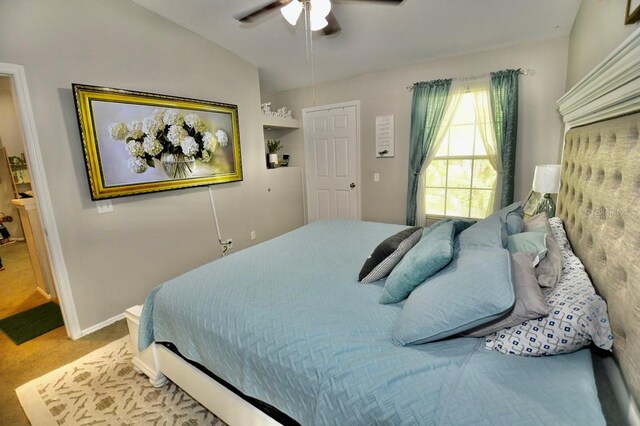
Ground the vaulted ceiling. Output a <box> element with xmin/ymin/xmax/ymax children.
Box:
<box><xmin>132</xmin><ymin>0</ymin><xmax>581</xmax><ymax>92</ymax></box>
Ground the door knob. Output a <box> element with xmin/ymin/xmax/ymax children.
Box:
<box><xmin>350</xmin><ymin>182</ymin><xmax>356</xmax><ymax>188</ymax></box>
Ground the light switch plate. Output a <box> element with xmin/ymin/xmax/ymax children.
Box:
<box><xmin>374</xmin><ymin>173</ymin><xmax>380</xmax><ymax>182</ymax></box>
<box><xmin>96</xmin><ymin>200</ymin><xmax>113</xmax><ymax>214</ymax></box>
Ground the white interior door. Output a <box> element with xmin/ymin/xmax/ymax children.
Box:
<box><xmin>304</xmin><ymin>102</ymin><xmax>359</xmax><ymax>222</ymax></box>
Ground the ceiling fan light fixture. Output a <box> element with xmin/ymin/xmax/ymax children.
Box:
<box><xmin>310</xmin><ymin>14</ymin><xmax>328</xmax><ymax>31</ymax></box>
<box><xmin>281</xmin><ymin>0</ymin><xmax>303</xmax><ymax>26</ymax></box>
<box><xmin>310</xmin><ymin>0</ymin><xmax>331</xmax><ymax>18</ymax></box>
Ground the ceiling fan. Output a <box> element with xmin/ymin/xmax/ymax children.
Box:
<box><xmin>235</xmin><ymin>0</ymin><xmax>404</xmax><ymax>36</ymax></box>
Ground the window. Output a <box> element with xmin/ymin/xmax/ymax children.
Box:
<box><xmin>423</xmin><ymin>90</ymin><xmax>497</xmax><ymax>219</ymax></box>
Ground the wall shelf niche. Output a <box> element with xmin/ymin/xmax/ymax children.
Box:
<box><xmin>261</xmin><ymin>116</ymin><xmax>299</xmax><ymax>130</ymax></box>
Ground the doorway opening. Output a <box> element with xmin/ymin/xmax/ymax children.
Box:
<box><xmin>0</xmin><ymin>62</ymin><xmax>82</xmax><ymax>339</ymax></box>
<box><xmin>0</xmin><ymin>73</ymin><xmax>65</xmax><ymax>344</ymax></box>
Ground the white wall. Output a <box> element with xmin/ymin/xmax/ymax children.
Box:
<box><xmin>0</xmin><ymin>80</ymin><xmax>25</xmax><ymax>238</ymax></box>
<box><xmin>566</xmin><ymin>0</ymin><xmax>639</xmax><ymax>88</ymax></box>
<box><xmin>270</xmin><ymin>38</ymin><xmax>570</xmax><ymax>225</ymax></box>
<box><xmin>0</xmin><ymin>0</ymin><xmax>303</xmax><ymax>331</ymax></box>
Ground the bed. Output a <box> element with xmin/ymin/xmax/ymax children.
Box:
<box><xmin>138</xmin><ymin>218</ymin><xmax>605</xmax><ymax>425</ymax></box>
<box><xmin>131</xmin><ymin>29</ymin><xmax>640</xmax><ymax>426</ymax></box>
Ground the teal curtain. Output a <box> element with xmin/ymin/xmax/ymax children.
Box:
<box><xmin>490</xmin><ymin>69</ymin><xmax>520</xmax><ymax>207</ymax></box>
<box><xmin>406</xmin><ymin>79</ymin><xmax>451</xmax><ymax>225</ymax></box>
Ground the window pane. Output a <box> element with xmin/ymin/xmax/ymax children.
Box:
<box><xmin>447</xmin><ymin>159</ymin><xmax>472</xmax><ymax>188</ymax></box>
<box><xmin>448</xmin><ymin>124</ymin><xmax>475</xmax><ymax>156</ymax></box>
<box><xmin>435</xmin><ymin>132</ymin><xmax>449</xmax><ymax>157</ymax></box>
<box><xmin>446</xmin><ymin>188</ymin><xmax>471</xmax><ymax>217</ymax></box>
<box><xmin>423</xmin><ymin>89</ymin><xmax>497</xmax><ymax>220</ymax></box>
<box><xmin>425</xmin><ymin>188</ymin><xmax>446</xmax><ymax>216</ymax></box>
<box><xmin>470</xmin><ymin>189</ymin><xmax>493</xmax><ymax>219</ymax></box>
<box><xmin>474</xmin><ymin>126</ymin><xmax>488</xmax><ymax>156</ymax></box>
<box><xmin>472</xmin><ymin>159</ymin><xmax>497</xmax><ymax>189</ymax></box>
<box><xmin>451</xmin><ymin>93</ymin><xmax>475</xmax><ymax>125</ymax></box>
<box><xmin>424</xmin><ymin>159</ymin><xmax>447</xmax><ymax>187</ymax></box>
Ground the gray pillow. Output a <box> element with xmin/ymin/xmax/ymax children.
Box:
<box><xmin>465</xmin><ymin>252</ymin><xmax>550</xmax><ymax>337</ymax></box>
<box><xmin>359</xmin><ymin>228</ymin><xmax>422</xmax><ymax>283</ymax></box>
<box><xmin>524</xmin><ymin>213</ymin><xmax>562</xmax><ymax>287</ymax></box>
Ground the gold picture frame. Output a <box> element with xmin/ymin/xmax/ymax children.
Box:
<box><xmin>73</xmin><ymin>84</ymin><xmax>243</xmax><ymax>200</ymax></box>
<box><xmin>626</xmin><ymin>0</ymin><xmax>640</xmax><ymax>24</ymax></box>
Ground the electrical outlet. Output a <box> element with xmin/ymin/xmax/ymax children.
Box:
<box><xmin>250</xmin><ymin>231</ymin><xmax>256</xmax><ymax>240</ymax></box>
<box><xmin>221</xmin><ymin>239</ymin><xmax>233</xmax><ymax>249</ymax></box>
<box><xmin>96</xmin><ymin>200</ymin><xmax>113</xmax><ymax>214</ymax></box>
<box><xmin>374</xmin><ymin>173</ymin><xmax>380</xmax><ymax>182</ymax></box>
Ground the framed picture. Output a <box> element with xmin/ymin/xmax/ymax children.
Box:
<box><xmin>626</xmin><ymin>0</ymin><xmax>640</xmax><ymax>24</ymax></box>
<box><xmin>522</xmin><ymin>190</ymin><xmax>542</xmax><ymax>218</ymax></box>
<box><xmin>73</xmin><ymin>84</ymin><xmax>243</xmax><ymax>200</ymax></box>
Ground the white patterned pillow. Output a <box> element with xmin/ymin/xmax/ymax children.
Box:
<box><xmin>483</xmin><ymin>218</ymin><xmax>613</xmax><ymax>356</ymax></box>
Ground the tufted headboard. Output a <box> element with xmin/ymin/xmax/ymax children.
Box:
<box><xmin>557</xmin><ymin>112</ymin><xmax>640</xmax><ymax>406</ymax></box>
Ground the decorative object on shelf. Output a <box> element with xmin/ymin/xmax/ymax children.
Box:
<box><xmin>266</xmin><ymin>139</ymin><xmax>282</xmax><ymax>168</ymax></box>
<box><xmin>626</xmin><ymin>0</ymin><xmax>640</xmax><ymax>24</ymax></box>
<box><xmin>73</xmin><ymin>84</ymin><xmax>243</xmax><ymax>200</ymax></box>
<box><xmin>375</xmin><ymin>115</ymin><xmax>395</xmax><ymax>158</ymax></box>
<box><xmin>261</xmin><ymin>102</ymin><xmax>293</xmax><ymax>119</ymax></box>
<box><xmin>281</xmin><ymin>154</ymin><xmax>290</xmax><ymax>167</ymax></box>
<box><xmin>523</xmin><ymin>164</ymin><xmax>561</xmax><ymax>218</ymax></box>
<box><xmin>2</xmin><ymin>147</ymin><xmax>32</xmax><ymax>198</ymax></box>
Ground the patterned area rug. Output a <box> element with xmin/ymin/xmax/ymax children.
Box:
<box><xmin>16</xmin><ymin>336</ymin><xmax>226</xmax><ymax>425</ymax></box>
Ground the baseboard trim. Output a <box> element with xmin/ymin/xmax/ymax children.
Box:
<box><xmin>80</xmin><ymin>313</ymin><xmax>125</xmax><ymax>338</ymax></box>
<box><xmin>603</xmin><ymin>357</ymin><xmax>640</xmax><ymax>426</ymax></box>
<box><xmin>36</xmin><ymin>287</ymin><xmax>52</xmax><ymax>300</ymax></box>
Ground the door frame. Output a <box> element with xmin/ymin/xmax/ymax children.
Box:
<box><xmin>302</xmin><ymin>100</ymin><xmax>361</xmax><ymax>222</ymax></box>
<box><xmin>0</xmin><ymin>62</ymin><xmax>81</xmax><ymax>339</ymax></box>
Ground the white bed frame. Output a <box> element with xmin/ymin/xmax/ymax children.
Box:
<box><xmin>123</xmin><ymin>27</ymin><xmax>640</xmax><ymax>426</ymax></box>
<box><xmin>125</xmin><ymin>305</ymin><xmax>282</xmax><ymax>426</ymax></box>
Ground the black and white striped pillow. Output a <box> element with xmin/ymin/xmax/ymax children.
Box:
<box><xmin>359</xmin><ymin>227</ymin><xmax>422</xmax><ymax>284</ymax></box>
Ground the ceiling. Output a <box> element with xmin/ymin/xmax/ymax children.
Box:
<box><xmin>132</xmin><ymin>0</ymin><xmax>581</xmax><ymax>92</ymax></box>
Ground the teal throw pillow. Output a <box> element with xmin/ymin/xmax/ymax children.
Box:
<box><xmin>379</xmin><ymin>221</ymin><xmax>455</xmax><ymax>304</ymax></box>
<box><xmin>507</xmin><ymin>232</ymin><xmax>548</xmax><ymax>266</ymax></box>
<box><xmin>392</xmin><ymin>247</ymin><xmax>515</xmax><ymax>345</ymax></box>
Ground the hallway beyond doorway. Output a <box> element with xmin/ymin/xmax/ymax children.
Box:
<box><xmin>0</xmin><ymin>241</ymin><xmax>48</xmax><ymax>319</ymax></box>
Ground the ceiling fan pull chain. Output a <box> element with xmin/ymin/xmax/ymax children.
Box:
<box><xmin>304</xmin><ymin>1</ymin><xmax>310</xmax><ymax>62</ymax></box>
<box><xmin>302</xmin><ymin>0</ymin><xmax>317</xmax><ymax>105</ymax></box>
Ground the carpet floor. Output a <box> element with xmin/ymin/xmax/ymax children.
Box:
<box><xmin>0</xmin><ymin>240</ymin><xmax>48</xmax><ymax>319</ymax></box>
<box><xmin>16</xmin><ymin>335</ymin><xmax>225</xmax><ymax>425</ymax></box>
<box><xmin>1</xmin><ymin>320</ymin><xmax>129</xmax><ymax>425</ymax></box>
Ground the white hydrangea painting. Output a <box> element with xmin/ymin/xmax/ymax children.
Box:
<box><xmin>74</xmin><ymin>84</ymin><xmax>243</xmax><ymax>199</ymax></box>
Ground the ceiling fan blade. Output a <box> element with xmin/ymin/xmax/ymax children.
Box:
<box><xmin>235</xmin><ymin>0</ymin><xmax>292</xmax><ymax>23</ymax></box>
<box><xmin>323</xmin><ymin>11</ymin><xmax>342</xmax><ymax>36</ymax></box>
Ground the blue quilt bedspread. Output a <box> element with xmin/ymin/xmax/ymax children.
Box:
<box><xmin>140</xmin><ymin>220</ymin><xmax>605</xmax><ymax>425</ymax></box>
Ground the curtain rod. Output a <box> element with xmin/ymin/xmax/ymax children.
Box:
<box><xmin>406</xmin><ymin>68</ymin><xmax>535</xmax><ymax>91</ymax></box>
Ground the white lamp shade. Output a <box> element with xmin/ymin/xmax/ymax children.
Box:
<box><xmin>281</xmin><ymin>0</ymin><xmax>303</xmax><ymax>26</ymax></box>
<box><xmin>533</xmin><ymin>164</ymin><xmax>561</xmax><ymax>193</ymax></box>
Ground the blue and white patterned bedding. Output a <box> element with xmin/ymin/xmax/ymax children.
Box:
<box><xmin>140</xmin><ymin>220</ymin><xmax>605</xmax><ymax>425</ymax></box>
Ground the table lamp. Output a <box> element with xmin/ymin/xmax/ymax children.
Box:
<box><xmin>524</xmin><ymin>164</ymin><xmax>562</xmax><ymax>218</ymax></box>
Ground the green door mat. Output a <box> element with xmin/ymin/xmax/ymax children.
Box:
<box><xmin>0</xmin><ymin>302</ymin><xmax>64</xmax><ymax>345</ymax></box>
